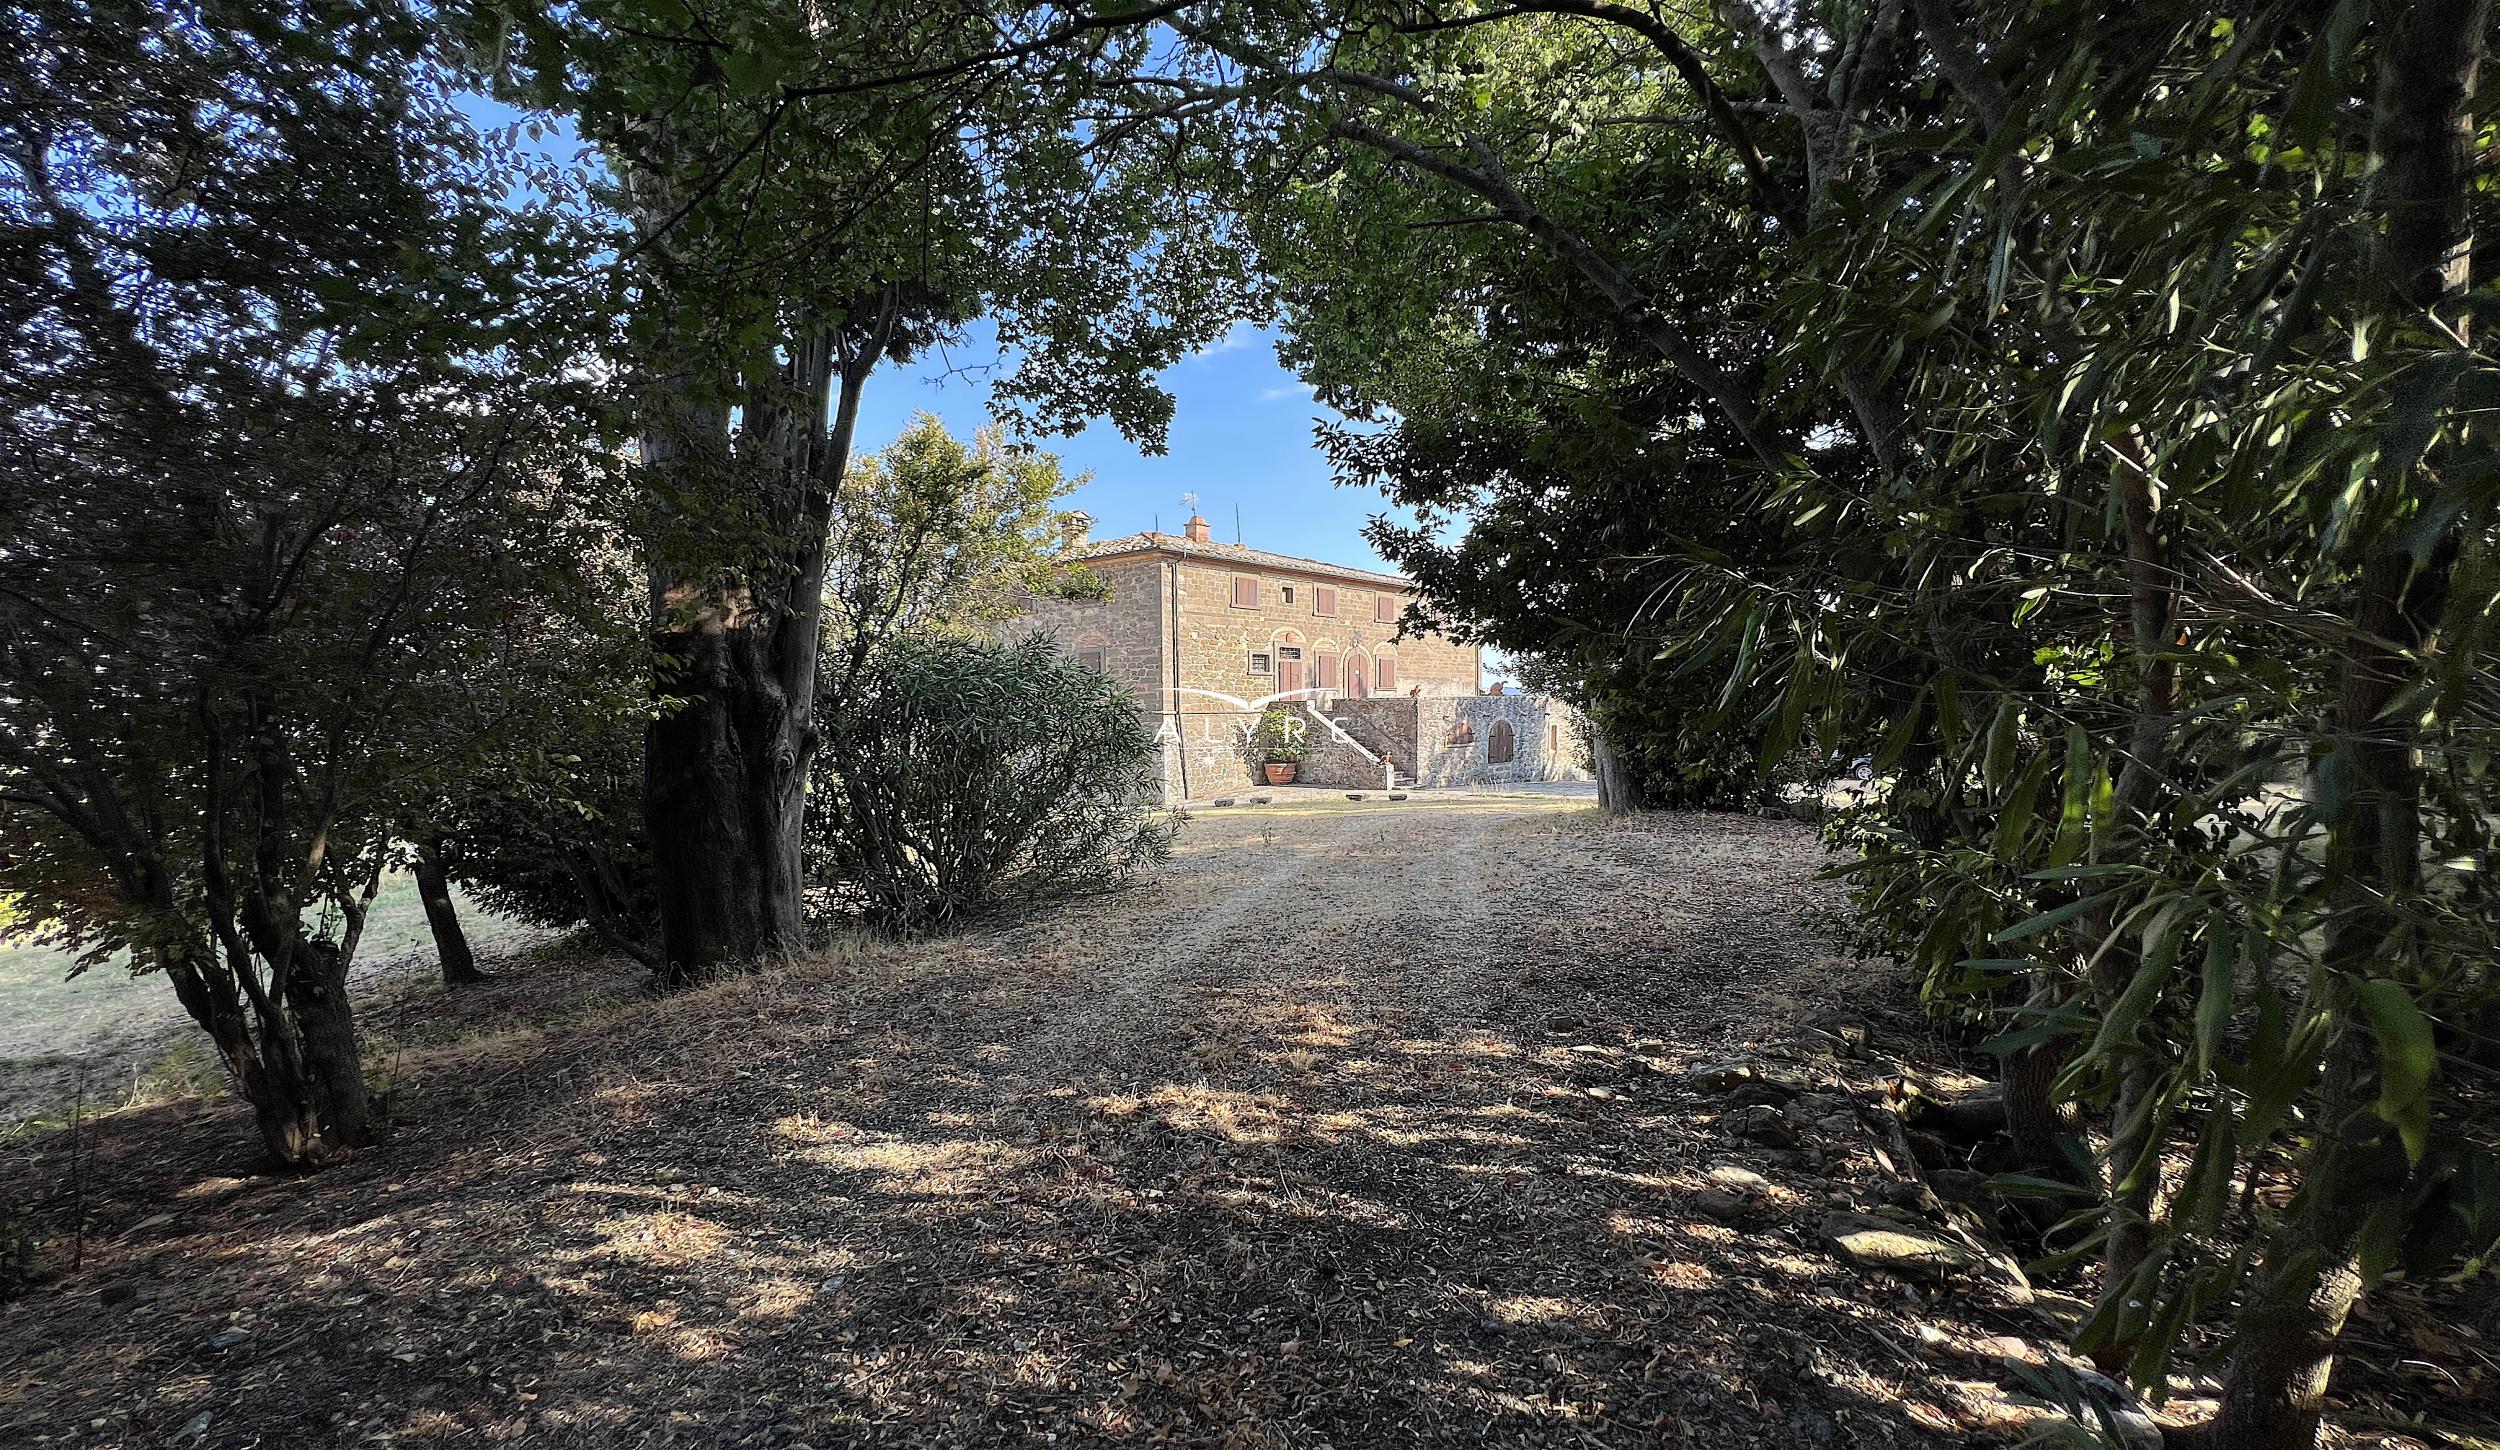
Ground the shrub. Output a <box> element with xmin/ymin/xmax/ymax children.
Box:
<box><xmin>809</xmin><ymin>636</ymin><xmax>1172</xmax><ymax>935</ymax></box>
<box><xmin>1254</xmin><ymin>708</ymin><xmax>1307</xmax><ymax>764</ymax></box>
<box><xmin>452</xmin><ymin>742</ymin><xmax>659</xmax><ymax>967</ymax></box>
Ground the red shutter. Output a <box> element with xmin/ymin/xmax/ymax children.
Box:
<box><xmin>1375</xmin><ymin>653</ymin><xmax>1397</xmax><ymax>692</ymax></box>
<box><xmin>1315</xmin><ymin>652</ymin><xmax>1339</xmax><ymax>690</ymax></box>
<box><xmin>1314</xmin><ymin>584</ymin><xmax>1336</xmax><ymax>616</ymax></box>
<box><xmin>1375</xmin><ymin>595</ymin><xmax>1397</xmax><ymax>623</ymax></box>
<box><xmin>1232</xmin><ymin>576</ymin><xmax>1259</xmax><ymax>609</ymax></box>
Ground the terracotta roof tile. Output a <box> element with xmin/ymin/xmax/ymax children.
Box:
<box><xmin>1073</xmin><ymin>532</ymin><xmax>1412</xmax><ymax>590</ymax></box>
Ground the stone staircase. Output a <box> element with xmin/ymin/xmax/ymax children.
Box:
<box><xmin>1298</xmin><ymin>701</ymin><xmax>1399</xmax><ymax>791</ymax></box>
<box><xmin>1321</xmin><ymin>704</ymin><xmax>1419</xmax><ymax>788</ymax></box>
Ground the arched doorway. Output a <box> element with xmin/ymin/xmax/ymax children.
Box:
<box><xmin>1487</xmin><ymin>719</ymin><xmax>1516</xmax><ymax>764</ymax></box>
<box><xmin>1344</xmin><ymin>649</ymin><xmax>1370</xmax><ymax>699</ymax></box>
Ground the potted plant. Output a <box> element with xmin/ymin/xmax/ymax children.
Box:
<box><xmin>1256</xmin><ymin>707</ymin><xmax>1307</xmax><ymax>785</ymax></box>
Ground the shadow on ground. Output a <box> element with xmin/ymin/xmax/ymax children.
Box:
<box><xmin>3</xmin><ymin>801</ymin><xmax>2021</xmax><ymax>1448</ymax></box>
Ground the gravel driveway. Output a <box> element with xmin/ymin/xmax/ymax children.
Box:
<box><xmin>2</xmin><ymin>796</ymin><xmax>2007</xmax><ymax>1448</ymax></box>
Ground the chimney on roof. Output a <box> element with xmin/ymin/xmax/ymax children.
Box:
<box><xmin>1184</xmin><ymin>511</ymin><xmax>1212</xmax><ymax>543</ymax></box>
<box><xmin>1060</xmin><ymin>510</ymin><xmax>1093</xmax><ymax>549</ymax></box>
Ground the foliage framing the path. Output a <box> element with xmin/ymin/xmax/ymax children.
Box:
<box><xmin>1078</xmin><ymin>0</ymin><xmax>2500</xmax><ymax>1441</ymax></box>
<box><xmin>0</xmin><ymin>0</ymin><xmax>606</xmax><ymax>1164</ymax></box>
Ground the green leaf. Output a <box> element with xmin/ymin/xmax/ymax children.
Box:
<box><xmin>1982</xmin><ymin>697</ymin><xmax>2019</xmax><ymax>795</ymax></box>
<box><xmin>2351</xmin><ymin>977</ymin><xmax>2437</xmax><ymax>1162</ymax></box>
<box><xmin>1986</xmin><ymin>1172</ymin><xmax>2095</xmax><ymax>1200</ymax></box>
<box><xmin>1991</xmin><ymin>891</ymin><xmax>2112</xmax><ymax>943</ymax></box>
<box><xmin>1993</xmin><ymin>751</ymin><xmax>2051</xmax><ymax>859</ymax></box>
<box><xmin>2086</xmin><ymin>903</ymin><xmax>2185</xmax><ymax>1060</ymax></box>
<box><xmin>2194</xmin><ymin>930</ymin><xmax>2236</xmax><ymax>1077</ymax></box>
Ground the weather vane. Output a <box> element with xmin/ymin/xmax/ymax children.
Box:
<box><xmin>1181</xmin><ymin>490</ymin><xmax>1199</xmax><ymax>515</ymax></box>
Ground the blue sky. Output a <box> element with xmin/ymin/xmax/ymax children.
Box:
<box><xmin>860</xmin><ymin>321</ymin><xmax>1510</xmax><ymax>687</ymax></box>
<box><xmin>853</xmin><ymin>318</ymin><xmax>1415</xmax><ymax>576</ymax></box>
<box><xmin>460</xmin><ymin>96</ymin><xmax>1476</xmax><ymax>658</ymax></box>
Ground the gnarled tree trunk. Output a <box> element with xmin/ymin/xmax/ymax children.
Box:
<box><xmin>641</xmin><ymin>297</ymin><xmax>897</xmax><ymax>987</ymax></box>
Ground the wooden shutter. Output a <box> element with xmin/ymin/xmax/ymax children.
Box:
<box><xmin>1315</xmin><ymin>652</ymin><xmax>1339</xmax><ymax>690</ymax></box>
<box><xmin>1374</xmin><ymin>594</ymin><xmax>1397</xmax><ymax>623</ymax></box>
<box><xmin>1314</xmin><ymin>584</ymin><xmax>1337</xmax><ymax>616</ymax></box>
<box><xmin>1232</xmin><ymin>576</ymin><xmax>1259</xmax><ymax>609</ymax></box>
<box><xmin>1375</xmin><ymin>653</ymin><xmax>1397</xmax><ymax>692</ymax></box>
<box><xmin>1488</xmin><ymin>720</ymin><xmax>1515</xmax><ymax>764</ymax></box>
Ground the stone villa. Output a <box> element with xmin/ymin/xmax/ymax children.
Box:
<box><xmin>1011</xmin><ymin>509</ymin><xmax>1587</xmax><ymax>800</ymax></box>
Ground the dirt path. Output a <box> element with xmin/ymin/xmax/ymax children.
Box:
<box><xmin>1</xmin><ymin>798</ymin><xmax>2025</xmax><ymax>1448</ymax></box>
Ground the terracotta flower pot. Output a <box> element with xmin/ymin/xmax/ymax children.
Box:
<box><xmin>1263</xmin><ymin>762</ymin><xmax>1299</xmax><ymax>785</ymax></box>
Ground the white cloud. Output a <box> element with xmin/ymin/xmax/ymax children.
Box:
<box><xmin>1189</xmin><ymin>320</ymin><xmax>1263</xmax><ymax>360</ymax></box>
<box><xmin>1258</xmin><ymin>380</ymin><xmax>1318</xmax><ymax>403</ymax></box>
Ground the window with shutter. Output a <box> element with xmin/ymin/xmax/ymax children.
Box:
<box><xmin>1314</xmin><ymin>584</ymin><xmax>1337</xmax><ymax>617</ymax></box>
<box><xmin>1375</xmin><ymin>653</ymin><xmax>1397</xmax><ymax>692</ymax></box>
<box><xmin>1315</xmin><ymin>652</ymin><xmax>1339</xmax><ymax>690</ymax></box>
<box><xmin>1232</xmin><ymin>576</ymin><xmax>1259</xmax><ymax>609</ymax></box>
<box><xmin>1374</xmin><ymin>594</ymin><xmax>1398</xmax><ymax>623</ymax></box>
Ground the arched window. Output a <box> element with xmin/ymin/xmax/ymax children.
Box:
<box><xmin>1487</xmin><ymin>719</ymin><xmax>1516</xmax><ymax>765</ymax></box>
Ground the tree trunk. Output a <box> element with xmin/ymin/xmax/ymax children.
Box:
<box><xmin>640</xmin><ymin>305</ymin><xmax>890</xmax><ymax>987</ymax></box>
<box><xmin>413</xmin><ymin>839</ymin><xmax>481</xmax><ymax>985</ymax></box>
<box><xmin>2201</xmin><ymin>3</ymin><xmax>2485</xmax><ymax>1440</ymax></box>
<box><xmin>284</xmin><ymin>939</ymin><xmax>378</xmax><ymax>1150</ymax></box>
<box><xmin>645</xmin><ymin>613</ymin><xmax>812</xmax><ymax>982</ymax></box>
<box><xmin>2085</xmin><ymin>440</ymin><xmax>2180</xmax><ymax>1371</ymax></box>
<box><xmin>161</xmin><ymin>939</ymin><xmax>375</xmax><ymax>1167</ymax></box>
<box><xmin>1592</xmin><ymin>726</ymin><xmax>1645</xmax><ymax>813</ymax></box>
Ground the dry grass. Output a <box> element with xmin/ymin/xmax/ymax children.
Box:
<box><xmin>2</xmin><ymin>797</ymin><xmax>2455</xmax><ymax>1447</ymax></box>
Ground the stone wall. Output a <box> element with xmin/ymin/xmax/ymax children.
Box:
<box><xmin>1414</xmin><ymin>695</ymin><xmax>1591</xmax><ymax>787</ymax></box>
<box><xmin>1004</xmin><ymin>548</ymin><xmax>1478</xmax><ymax>716</ymax></box>
<box><xmin>1004</xmin><ymin>556</ymin><xmax>1167</xmax><ymax>710</ymax></box>
<box><xmin>1294</xmin><ymin>703</ymin><xmax>1397</xmax><ymax>791</ymax></box>
<box><xmin>1164</xmin><ymin>556</ymin><xmax>1477</xmax><ymax>707</ymax></box>
<box><xmin>1001</xmin><ymin>541</ymin><xmax>1491</xmax><ymax>803</ymax></box>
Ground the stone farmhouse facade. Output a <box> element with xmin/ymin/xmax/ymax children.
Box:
<box><xmin>1008</xmin><ymin>510</ymin><xmax>1590</xmax><ymax>800</ymax></box>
